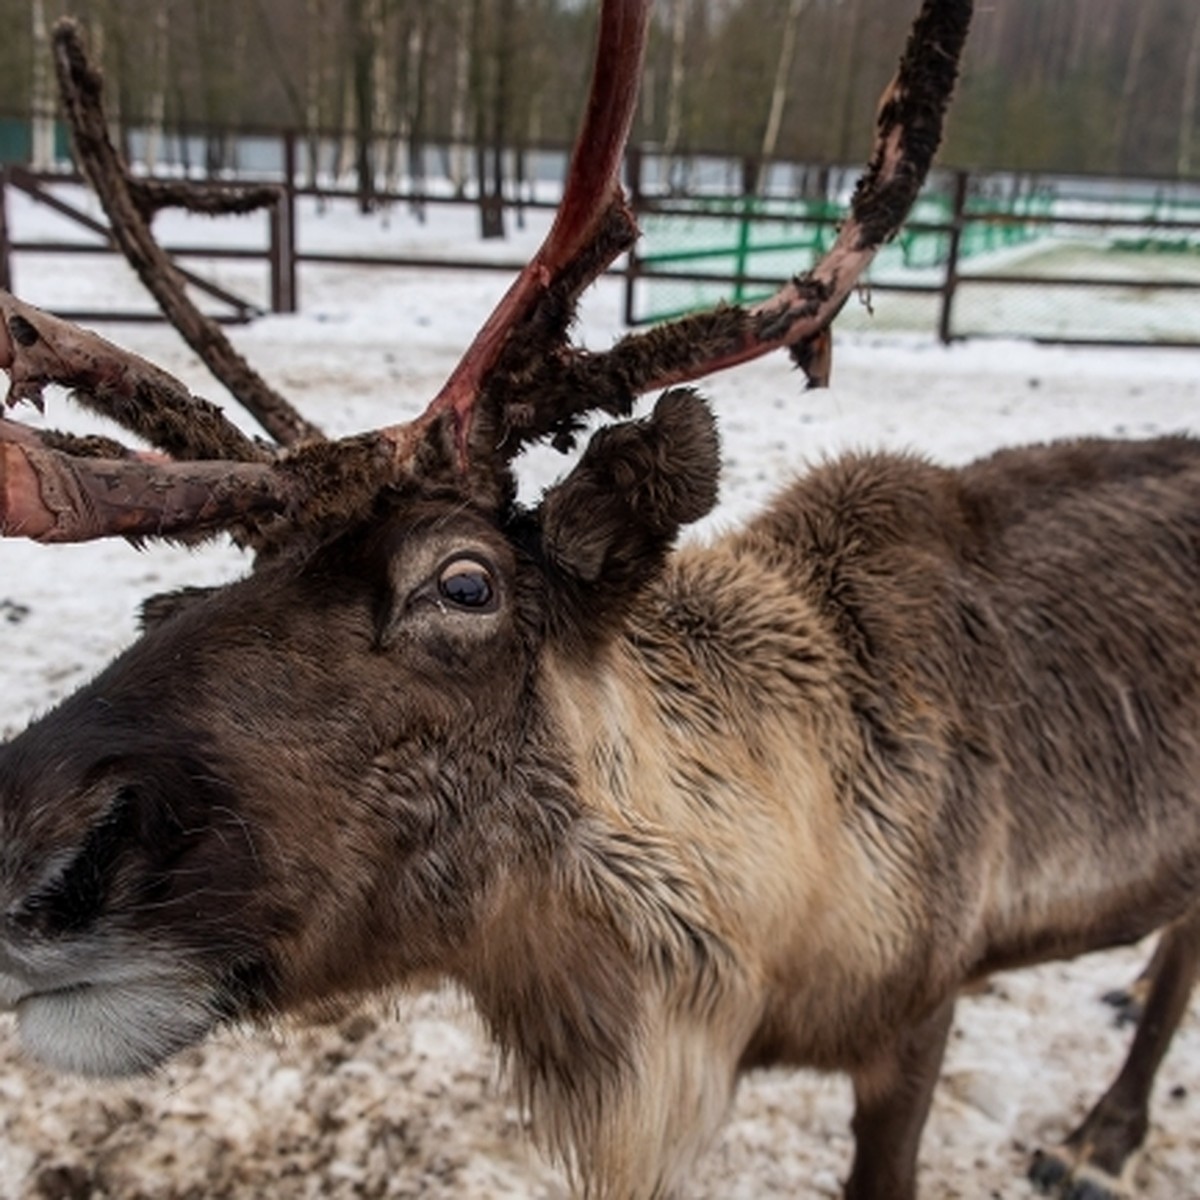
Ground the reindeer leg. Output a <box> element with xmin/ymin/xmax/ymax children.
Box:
<box><xmin>1029</xmin><ymin>904</ymin><xmax>1200</xmax><ymax>1200</ymax></box>
<box><xmin>1101</xmin><ymin>938</ymin><xmax>1167</xmax><ymax>1028</ymax></box>
<box><xmin>843</xmin><ymin>996</ymin><xmax>956</xmax><ymax>1200</ymax></box>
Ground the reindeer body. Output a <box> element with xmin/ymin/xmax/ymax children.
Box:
<box><xmin>2</xmin><ymin>413</ymin><xmax>1199</xmax><ymax>1199</ymax></box>
<box><xmin>505</xmin><ymin>435</ymin><xmax>1200</xmax><ymax>1195</ymax></box>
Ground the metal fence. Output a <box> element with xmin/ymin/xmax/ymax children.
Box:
<box><xmin>0</xmin><ymin>139</ymin><xmax>557</xmax><ymax>325</ymax></box>
<box><xmin>625</xmin><ymin>163</ymin><xmax>1200</xmax><ymax>348</ymax></box>
<box><xmin>3</xmin><ymin>137</ymin><xmax>1200</xmax><ymax>349</ymax></box>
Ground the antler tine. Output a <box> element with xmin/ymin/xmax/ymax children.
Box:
<box><xmin>0</xmin><ymin>291</ymin><xmax>266</xmax><ymax>464</ymax></box>
<box><xmin>378</xmin><ymin>0</ymin><xmax>653</xmax><ymax>471</ymax></box>
<box><xmin>619</xmin><ymin>0</ymin><xmax>973</xmax><ymax>392</ymax></box>
<box><xmin>0</xmin><ymin>421</ymin><xmax>285</xmax><ymax>543</ymax></box>
<box><xmin>0</xmin><ymin>305</ymin><xmax>289</xmax><ymax>543</ymax></box>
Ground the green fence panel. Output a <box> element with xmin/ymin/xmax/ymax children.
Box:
<box><xmin>0</xmin><ymin>119</ymin><xmax>30</xmax><ymax>165</ymax></box>
<box><xmin>0</xmin><ymin>120</ymin><xmax>70</xmax><ymax>165</ymax></box>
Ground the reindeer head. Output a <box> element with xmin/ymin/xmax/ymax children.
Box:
<box><xmin>0</xmin><ymin>0</ymin><xmax>971</xmax><ymax>1077</ymax></box>
<box><xmin>0</xmin><ymin>388</ymin><xmax>723</xmax><ymax>1077</ymax></box>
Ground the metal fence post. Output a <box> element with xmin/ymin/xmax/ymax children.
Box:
<box><xmin>937</xmin><ymin>170</ymin><xmax>968</xmax><ymax>344</ymax></box>
<box><xmin>623</xmin><ymin>146</ymin><xmax>643</xmax><ymax>327</ymax></box>
<box><xmin>283</xmin><ymin>130</ymin><xmax>298</xmax><ymax>312</ymax></box>
<box><xmin>0</xmin><ymin>167</ymin><xmax>12</xmax><ymax>293</ymax></box>
<box><xmin>269</xmin><ymin>131</ymin><xmax>299</xmax><ymax>314</ymax></box>
<box><xmin>269</xmin><ymin>199</ymin><xmax>283</xmax><ymax>314</ymax></box>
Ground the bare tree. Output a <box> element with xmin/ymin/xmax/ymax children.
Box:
<box><xmin>348</xmin><ymin>0</ymin><xmax>383</xmax><ymax>212</ymax></box>
<box><xmin>403</xmin><ymin>2</ymin><xmax>433</xmax><ymax>208</ymax></box>
<box><xmin>29</xmin><ymin>0</ymin><xmax>55</xmax><ymax>169</ymax></box>
<box><xmin>1112</xmin><ymin>1</ymin><xmax>1151</xmax><ymax>172</ymax></box>
<box><xmin>758</xmin><ymin>0</ymin><xmax>808</xmax><ymax>190</ymax></box>
<box><xmin>833</xmin><ymin>0</ymin><xmax>867</xmax><ymax>163</ymax></box>
<box><xmin>443</xmin><ymin>0</ymin><xmax>472</xmax><ymax>196</ymax></box>
<box><xmin>303</xmin><ymin>0</ymin><xmax>331</xmax><ymax>189</ymax></box>
<box><xmin>141</xmin><ymin>0</ymin><xmax>170</xmax><ymax>173</ymax></box>
<box><xmin>470</xmin><ymin>0</ymin><xmax>512</xmax><ymax>239</ymax></box>
<box><xmin>1180</xmin><ymin>2</ymin><xmax>1200</xmax><ymax>176</ymax></box>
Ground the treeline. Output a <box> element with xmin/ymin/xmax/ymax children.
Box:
<box><xmin>2</xmin><ymin>0</ymin><xmax>1198</xmax><ymax>182</ymax></box>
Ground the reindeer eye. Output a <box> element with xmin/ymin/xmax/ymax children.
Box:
<box><xmin>437</xmin><ymin>557</ymin><xmax>497</xmax><ymax>611</ymax></box>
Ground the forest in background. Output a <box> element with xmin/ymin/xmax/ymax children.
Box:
<box><xmin>1</xmin><ymin>0</ymin><xmax>1198</xmax><ymax>186</ymax></box>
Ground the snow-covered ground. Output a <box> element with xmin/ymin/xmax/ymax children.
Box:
<box><xmin>0</xmin><ymin>189</ymin><xmax>1198</xmax><ymax>1198</ymax></box>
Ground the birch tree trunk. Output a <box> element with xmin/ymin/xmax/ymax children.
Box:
<box><xmin>1112</xmin><ymin>2</ymin><xmax>1150</xmax><ymax>172</ymax></box>
<box><xmin>143</xmin><ymin>0</ymin><xmax>169</xmax><ymax>173</ymax></box>
<box><xmin>759</xmin><ymin>0</ymin><xmax>808</xmax><ymax>192</ymax></box>
<box><xmin>662</xmin><ymin>0</ymin><xmax>688</xmax><ymax>191</ymax></box>
<box><xmin>30</xmin><ymin>0</ymin><xmax>57</xmax><ymax>170</ymax></box>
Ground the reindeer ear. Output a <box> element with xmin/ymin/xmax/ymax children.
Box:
<box><xmin>537</xmin><ymin>389</ymin><xmax>719</xmax><ymax>644</ymax></box>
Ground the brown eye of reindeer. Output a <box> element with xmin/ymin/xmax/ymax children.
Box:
<box><xmin>437</xmin><ymin>557</ymin><xmax>497</xmax><ymax>611</ymax></box>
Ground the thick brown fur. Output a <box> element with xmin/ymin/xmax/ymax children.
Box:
<box><xmin>0</xmin><ymin>403</ymin><xmax>1198</xmax><ymax>1200</ymax></box>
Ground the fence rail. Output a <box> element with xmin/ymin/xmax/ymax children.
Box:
<box><xmin>2</xmin><ymin>142</ymin><xmax>1199</xmax><ymax>349</ymax></box>
<box><xmin>0</xmin><ymin>151</ymin><xmax>547</xmax><ymax>325</ymax></box>
<box><xmin>625</xmin><ymin>162</ymin><xmax>1200</xmax><ymax>348</ymax></box>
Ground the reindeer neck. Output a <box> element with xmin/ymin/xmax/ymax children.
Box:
<box><xmin>541</xmin><ymin>542</ymin><xmax>935</xmax><ymax>1026</ymax></box>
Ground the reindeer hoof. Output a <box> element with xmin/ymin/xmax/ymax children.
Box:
<box><xmin>1062</xmin><ymin>1182</ymin><xmax>1124</xmax><ymax>1200</ymax></box>
<box><xmin>1028</xmin><ymin>1148</ymin><xmax>1071</xmax><ymax>1192</ymax></box>
<box><xmin>1101</xmin><ymin>986</ymin><xmax>1144</xmax><ymax>1028</ymax></box>
<box><xmin>1028</xmin><ymin>1149</ymin><xmax>1130</xmax><ymax>1200</ymax></box>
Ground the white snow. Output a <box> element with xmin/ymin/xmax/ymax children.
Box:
<box><xmin>0</xmin><ymin>187</ymin><xmax>1197</xmax><ymax>1198</ymax></box>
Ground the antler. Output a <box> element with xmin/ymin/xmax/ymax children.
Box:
<box><xmin>52</xmin><ymin>18</ymin><xmax>320</xmax><ymax>448</ymax></box>
<box><xmin>478</xmin><ymin>0</ymin><xmax>973</xmax><ymax>420</ymax></box>
<box><xmin>407</xmin><ymin>0</ymin><xmax>973</xmax><ymax>458</ymax></box>
<box><xmin>0</xmin><ymin>0</ymin><xmax>973</xmax><ymax>546</ymax></box>
<box><xmin>393</xmin><ymin>0</ymin><xmax>651</xmax><ymax>467</ymax></box>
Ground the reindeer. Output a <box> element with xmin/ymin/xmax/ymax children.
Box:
<box><xmin>0</xmin><ymin>1</ymin><xmax>1196</xmax><ymax>1197</ymax></box>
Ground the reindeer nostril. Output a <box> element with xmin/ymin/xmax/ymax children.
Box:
<box><xmin>15</xmin><ymin>790</ymin><xmax>137</xmax><ymax>937</ymax></box>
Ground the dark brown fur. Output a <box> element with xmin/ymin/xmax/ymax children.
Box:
<box><xmin>0</xmin><ymin>398</ymin><xmax>1197</xmax><ymax>1199</ymax></box>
